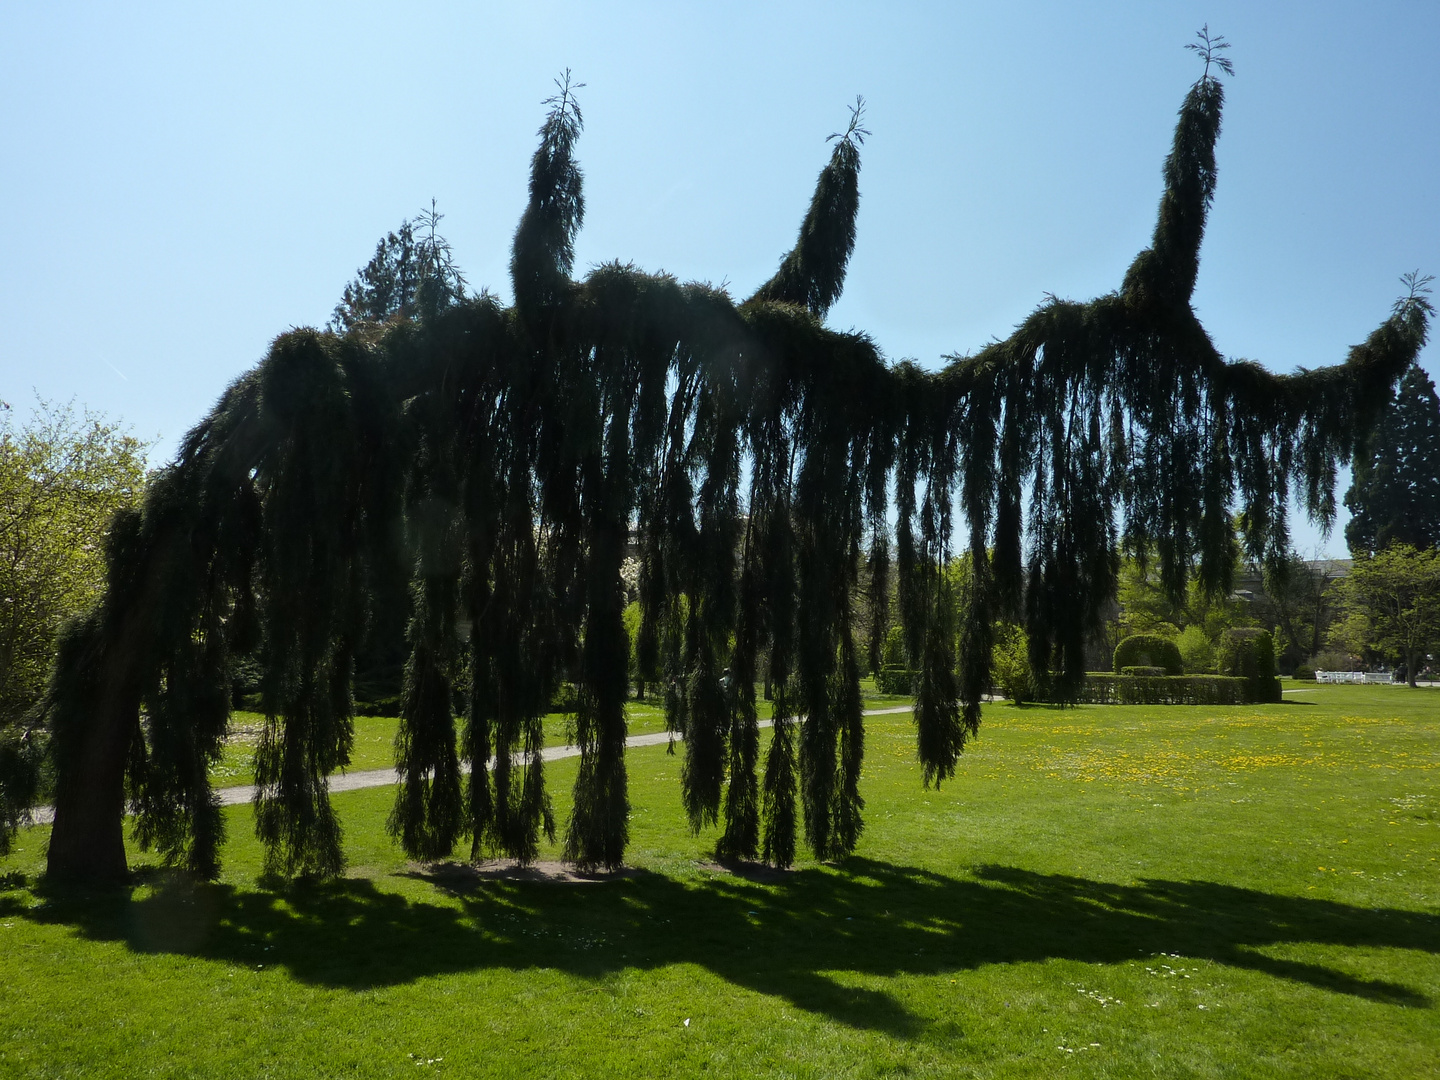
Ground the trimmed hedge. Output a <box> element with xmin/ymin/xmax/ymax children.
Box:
<box><xmin>354</xmin><ymin>695</ymin><xmax>402</xmax><ymax>717</ymax></box>
<box><xmin>1294</xmin><ymin>666</ymin><xmax>1317</xmax><ymax>681</ymax></box>
<box><xmin>1113</xmin><ymin>634</ymin><xmax>1183</xmax><ymax>675</ymax></box>
<box><xmin>1121</xmin><ymin>665</ymin><xmax>1167</xmax><ymax>677</ymax></box>
<box><xmin>1073</xmin><ymin>674</ymin><xmax>1251</xmax><ymax>705</ymax></box>
<box><xmin>876</xmin><ymin>666</ymin><xmax>915</xmax><ymax>695</ymax></box>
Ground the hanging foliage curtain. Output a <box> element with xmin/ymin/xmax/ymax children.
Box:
<box><xmin>34</xmin><ymin>48</ymin><xmax>1431</xmax><ymax>882</ymax></box>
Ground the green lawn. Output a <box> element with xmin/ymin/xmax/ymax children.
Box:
<box><xmin>2</xmin><ymin>682</ymin><xmax>1437</xmax><ymax>1077</ymax></box>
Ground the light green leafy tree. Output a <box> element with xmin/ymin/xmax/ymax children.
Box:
<box><xmin>1176</xmin><ymin>624</ymin><xmax>1215</xmax><ymax>673</ymax></box>
<box><xmin>1330</xmin><ymin>542</ymin><xmax>1440</xmax><ymax>687</ymax></box>
<box><xmin>990</xmin><ymin>623</ymin><xmax>1033</xmax><ymax>703</ymax></box>
<box><xmin>0</xmin><ymin>399</ymin><xmax>149</xmax><ymax>719</ymax></box>
<box><xmin>0</xmin><ymin>398</ymin><xmax>147</xmax><ymax>848</ymax></box>
<box><xmin>1115</xmin><ymin>558</ymin><xmax>1252</xmax><ymax>648</ymax></box>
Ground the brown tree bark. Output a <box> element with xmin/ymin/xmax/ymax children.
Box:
<box><xmin>45</xmin><ymin>628</ymin><xmax>141</xmax><ymax>882</ymax></box>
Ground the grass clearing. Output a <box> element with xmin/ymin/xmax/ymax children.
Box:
<box><xmin>3</xmin><ymin>682</ymin><xmax>1437</xmax><ymax>1077</ymax></box>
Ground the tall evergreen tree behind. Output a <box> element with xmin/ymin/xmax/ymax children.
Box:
<box><xmin>1346</xmin><ymin>340</ymin><xmax>1440</xmax><ymax>554</ymax></box>
<box><xmin>330</xmin><ymin>201</ymin><xmax>467</xmax><ymax>332</ymax></box>
<box><xmin>330</xmin><ymin>204</ymin><xmax>470</xmax><ymax>718</ymax></box>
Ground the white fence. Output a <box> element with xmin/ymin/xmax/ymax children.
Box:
<box><xmin>1315</xmin><ymin>670</ymin><xmax>1393</xmax><ymax>684</ymax></box>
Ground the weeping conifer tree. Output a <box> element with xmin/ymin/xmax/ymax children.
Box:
<box><xmin>27</xmin><ymin>34</ymin><xmax>1432</xmax><ymax>883</ymax></box>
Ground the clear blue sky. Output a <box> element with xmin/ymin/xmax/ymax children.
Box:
<box><xmin>2</xmin><ymin>2</ymin><xmax>1435</xmax><ymax>557</ymax></box>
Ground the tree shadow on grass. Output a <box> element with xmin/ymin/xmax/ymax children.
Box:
<box><xmin>4</xmin><ymin>858</ymin><xmax>1436</xmax><ymax>1036</ymax></box>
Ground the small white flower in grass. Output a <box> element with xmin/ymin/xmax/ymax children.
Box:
<box><xmin>684</xmin><ymin>1018</ymin><xmax>690</xmax><ymax>1027</ymax></box>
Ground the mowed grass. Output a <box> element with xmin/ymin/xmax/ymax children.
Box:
<box><xmin>2</xmin><ymin>682</ymin><xmax>1437</xmax><ymax>1078</ymax></box>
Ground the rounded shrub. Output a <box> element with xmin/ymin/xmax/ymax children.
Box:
<box><xmin>1113</xmin><ymin>634</ymin><xmax>1183</xmax><ymax>676</ymax></box>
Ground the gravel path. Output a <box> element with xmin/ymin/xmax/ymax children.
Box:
<box><xmin>29</xmin><ymin>705</ymin><xmax>915</xmax><ymax>826</ymax></box>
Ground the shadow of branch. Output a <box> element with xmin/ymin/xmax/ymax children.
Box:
<box><xmin>6</xmin><ymin>856</ymin><xmax>1434</xmax><ymax>1036</ymax></box>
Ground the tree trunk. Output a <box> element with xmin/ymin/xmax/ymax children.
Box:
<box><xmin>1407</xmin><ymin>646</ymin><xmax>1419</xmax><ymax>689</ymax></box>
<box><xmin>45</xmin><ymin>642</ymin><xmax>137</xmax><ymax>883</ymax></box>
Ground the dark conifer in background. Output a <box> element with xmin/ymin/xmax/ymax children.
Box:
<box><xmin>1345</xmin><ymin>297</ymin><xmax>1440</xmax><ymax>556</ymax></box>
<box><xmin>331</xmin><ymin>201</ymin><xmax>467</xmax><ymax>332</ymax></box>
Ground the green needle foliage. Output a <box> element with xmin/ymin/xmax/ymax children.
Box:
<box><xmin>1345</xmin><ymin>338</ymin><xmax>1440</xmax><ymax>554</ymax></box>
<box><xmin>330</xmin><ymin>201</ymin><xmax>468</xmax><ymax>332</ymax></box>
<box><xmin>28</xmin><ymin>36</ymin><xmax>1433</xmax><ymax>882</ymax></box>
<box><xmin>752</xmin><ymin>96</ymin><xmax>868</xmax><ymax>316</ymax></box>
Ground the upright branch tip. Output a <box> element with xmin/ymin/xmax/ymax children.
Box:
<box><xmin>1186</xmin><ymin>24</ymin><xmax>1234</xmax><ymax>82</ymax></box>
<box><xmin>829</xmin><ymin>95</ymin><xmax>870</xmax><ymax>148</ymax></box>
<box><xmin>1396</xmin><ymin>270</ymin><xmax>1436</xmax><ymax>318</ymax></box>
<box><xmin>542</xmin><ymin>68</ymin><xmax>586</xmax><ymax>141</ymax></box>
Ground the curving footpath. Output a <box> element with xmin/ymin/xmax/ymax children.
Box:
<box><xmin>29</xmin><ymin>706</ymin><xmax>916</xmax><ymax>827</ymax></box>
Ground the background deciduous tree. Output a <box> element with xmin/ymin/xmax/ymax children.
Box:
<box><xmin>1114</xmin><ymin>558</ymin><xmax>1252</xmax><ymax>649</ymax></box>
<box><xmin>1257</xmin><ymin>552</ymin><xmax>1344</xmax><ymax>671</ymax></box>
<box><xmin>0</xmin><ymin>398</ymin><xmax>147</xmax><ymax>850</ymax></box>
<box><xmin>0</xmin><ymin>399</ymin><xmax>149</xmax><ymax>721</ymax></box>
<box><xmin>1331</xmin><ymin>543</ymin><xmax>1440</xmax><ymax>687</ymax></box>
